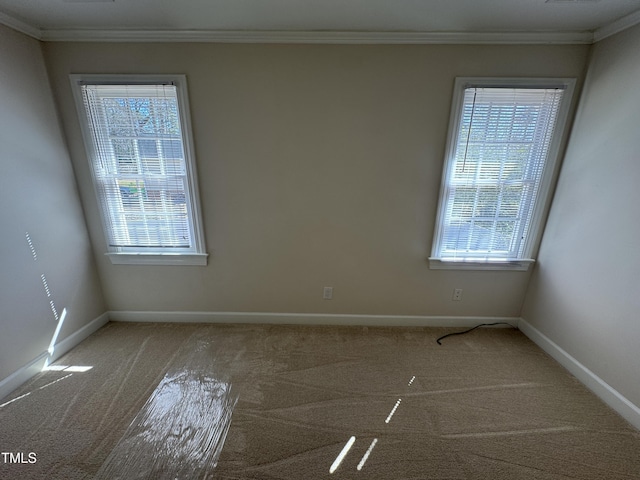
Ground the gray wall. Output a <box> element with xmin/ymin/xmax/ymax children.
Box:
<box><xmin>522</xmin><ymin>24</ymin><xmax>640</xmax><ymax>408</ymax></box>
<box><xmin>0</xmin><ymin>24</ymin><xmax>106</xmax><ymax>382</ymax></box>
<box><xmin>43</xmin><ymin>42</ymin><xmax>589</xmax><ymax>316</ymax></box>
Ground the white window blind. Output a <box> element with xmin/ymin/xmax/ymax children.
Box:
<box><xmin>432</xmin><ymin>80</ymin><xmax>572</xmax><ymax>266</ymax></box>
<box><xmin>78</xmin><ymin>82</ymin><xmax>201</xmax><ymax>254</ymax></box>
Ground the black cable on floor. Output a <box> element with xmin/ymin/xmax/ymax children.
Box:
<box><xmin>436</xmin><ymin>322</ymin><xmax>515</xmax><ymax>345</ymax></box>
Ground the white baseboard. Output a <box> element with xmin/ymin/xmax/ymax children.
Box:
<box><xmin>49</xmin><ymin>312</ymin><xmax>110</xmax><ymax>363</ymax></box>
<box><xmin>108</xmin><ymin>310</ymin><xmax>520</xmax><ymax>328</ymax></box>
<box><xmin>0</xmin><ymin>312</ymin><xmax>110</xmax><ymax>402</ymax></box>
<box><xmin>0</xmin><ymin>352</ymin><xmax>49</xmax><ymax>403</ymax></box>
<box><xmin>519</xmin><ymin>317</ymin><xmax>640</xmax><ymax>431</ymax></box>
<box><xmin>5</xmin><ymin>311</ymin><xmax>637</xmax><ymax>430</ymax></box>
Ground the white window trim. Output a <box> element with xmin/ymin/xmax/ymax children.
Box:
<box><xmin>70</xmin><ymin>74</ymin><xmax>208</xmax><ymax>266</ymax></box>
<box><xmin>106</xmin><ymin>252</ymin><xmax>208</xmax><ymax>266</ymax></box>
<box><xmin>429</xmin><ymin>77</ymin><xmax>576</xmax><ymax>271</ymax></box>
<box><xmin>428</xmin><ymin>258</ymin><xmax>535</xmax><ymax>271</ymax></box>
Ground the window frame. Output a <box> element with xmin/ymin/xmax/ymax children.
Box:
<box><xmin>70</xmin><ymin>74</ymin><xmax>208</xmax><ymax>266</ymax></box>
<box><xmin>429</xmin><ymin>77</ymin><xmax>576</xmax><ymax>271</ymax></box>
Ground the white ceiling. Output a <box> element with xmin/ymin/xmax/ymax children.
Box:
<box><xmin>1</xmin><ymin>0</ymin><xmax>640</xmax><ymax>43</ymax></box>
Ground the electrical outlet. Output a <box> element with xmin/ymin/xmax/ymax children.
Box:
<box><xmin>452</xmin><ymin>288</ymin><xmax>463</xmax><ymax>301</ymax></box>
<box><xmin>323</xmin><ymin>286</ymin><xmax>333</xmax><ymax>300</ymax></box>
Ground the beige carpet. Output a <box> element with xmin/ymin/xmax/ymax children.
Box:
<box><xmin>1</xmin><ymin>322</ymin><xmax>639</xmax><ymax>479</ymax></box>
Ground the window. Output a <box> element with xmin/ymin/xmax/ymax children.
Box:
<box><xmin>71</xmin><ymin>75</ymin><xmax>207</xmax><ymax>265</ymax></box>
<box><xmin>430</xmin><ymin>78</ymin><xmax>575</xmax><ymax>270</ymax></box>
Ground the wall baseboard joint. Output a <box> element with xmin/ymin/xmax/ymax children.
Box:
<box><xmin>0</xmin><ymin>312</ymin><xmax>110</xmax><ymax>402</ymax></box>
<box><xmin>4</xmin><ymin>312</ymin><xmax>638</xmax><ymax>432</ymax></box>
<box><xmin>107</xmin><ymin>310</ymin><xmax>521</xmax><ymax>328</ymax></box>
<box><xmin>0</xmin><ymin>352</ymin><xmax>48</xmax><ymax>404</ymax></box>
<box><xmin>49</xmin><ymin>312</ymin><xmax>110</xmax><ymax>364</ymax></box>
<box><xmin>519</xmin><ymin>317</ymin><xmax>640</xmax><ymax>431</ymax></box>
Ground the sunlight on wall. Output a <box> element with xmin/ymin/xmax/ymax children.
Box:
<box><xmin>25</xmin><ymin>232</ymin><xmax>71</xmax><ymax>367</ymax></box>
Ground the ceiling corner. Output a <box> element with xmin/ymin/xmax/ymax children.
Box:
<box><xmin>593</xmin><ymin>7</ymin><xmax>640</xmax><ymax>42</ymax></box>
<box><xmin>36</xmin><ymin>28</ymin><xmax>595</xmax><ymax>45</ymax></box>
<box><xmin>0</xmin><ymin>10</ymin><xmax>42</xmax><ymax>39</ymax></box>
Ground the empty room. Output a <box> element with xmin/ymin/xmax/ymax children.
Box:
<box><xmin>1</xmin><ymin>0</ymin><xmax>639</xmax><ymax>478</ymax></box>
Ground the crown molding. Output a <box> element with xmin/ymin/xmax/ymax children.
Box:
<box><xmin>3</xmin><ymin>5</ymin><xmax>640</xmax><ymax>45</ymax></box>
<box><xmin>0</xmin><ymin>10</ymin><xmax>595</xmax><ymax>45</ymax></box>
<box><xmin>0</xmin><ymin>11</ymin><xmax>42</xmax><ymax>39</ymax></box>
<box><xmin>593</xmin><ymin>8</ymin><xmax>640</xmax><ymax>42</ymax></box>
<box><xmin>39</xmin><ymin>28</ymin><xmax>593</xmax><ymax>44</ymax></box>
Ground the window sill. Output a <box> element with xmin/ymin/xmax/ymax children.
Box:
<box><xmin>428</xmin><ymin>257</ymin><xmax>534</xmax><ymax>271</ymax></box>
<box><xmin>106</xmin><ymin>253</ymin><xmax>209</xmax><ymax>266</ymax></box>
